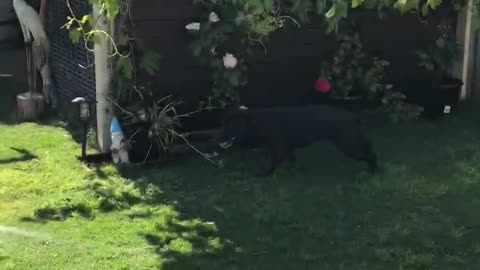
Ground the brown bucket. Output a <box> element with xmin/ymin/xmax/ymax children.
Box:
<box><xmin>16</xmin><ymin>92</ymin><xmax>45</xmax><ymax>122</ymax></box>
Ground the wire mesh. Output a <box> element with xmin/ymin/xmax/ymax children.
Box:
<box><xmin>48</xmin><ymin>0</ymin><xmax>95</xmax><ymax>102</ymax></box>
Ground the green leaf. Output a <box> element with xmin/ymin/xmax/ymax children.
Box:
<box><xmin>426</xmin><ymin>0</ymin><xmax>441</xmax><ymax>9</ymax></box>
<box><xmin>105</xmin><ymin>0</ymin><xmax>120</xmax><ymax>20</ymax></box>
<box><xmin>352</xmin><ymin>0</ymin><xmax>364</xmax><ymax>8</ymax></box>
<box><xmin>325</xmin><ymin>3</ymin><xmax>336</xmax><ymax>18</ymax></box>
<box><xmin>337</xmin><ymin>0</ymin><xmax>349</xmax><ymax>18</ymax></box>
<box><xmin>393</xmin><ymin>0</ymin><xmax>407</xmax><ymax>10</ymax></box>
<box><xmin>394</xmin><ymin>0</ymin><xmax>419</xmax><ymax>13</ymax></box>
<box><xmin>117</xmin><ymin>57</ymin><xmax>133</xmax><ymax>80</ymax></box>
<box><xmin>69</xmin><ymin>30</ymin><xmax>81</xmax><ymax>45</ymax></box>
<box><xmin>421</xmin><ymin>4</ymin><xmax>429</xmax><ymax>16</ymax></box>
<box><xmin>228</xmin><ymin>73</ymin><xmax>241</xmax><ymax>87</ymax></box>
<box><xmin>264</xmin><ymin>0</ymin><xmax>274</xmax><ymax>10</ymax></box>
<box><xmin>316</xmin><ymin>0</ymin><xmax>325</xmax><ymax>14</ymax></box>
<box><xmin>251</xmin><ymin>18</ymin><xmax>277</xmax><ymax>36</ymax></box>
<box><xmin>80</xmin><ymin>15</ymin><xmax>91</xmax><ymax>24</ymax></box>
<box><xmin>250</xmin><ymin>0</ymin><xmax>264</xmax><ymax>9</ymax></box>
<box><xmin>140</xmin><ymin>51</ymin><xmax>161</xmax><ymax>75</ymax></box>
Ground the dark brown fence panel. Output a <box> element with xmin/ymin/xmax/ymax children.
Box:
<box><xmin>131</xmin><ymin>1</ymin><xmax>456</xmax><ymax>106</ymax></box>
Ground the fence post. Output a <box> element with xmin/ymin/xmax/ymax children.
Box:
<box><xmin>453</xmin><ymin>2</ymin><xmax>474</xmax><ymax>100</ymax></box>
<box><xmin>93</xmin><ymin>4</ymin><xmax>113</xmax><ymax>152</ymax></box>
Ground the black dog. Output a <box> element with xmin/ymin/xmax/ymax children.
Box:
<box><xmin>218</xmin><ymin>105</ymin><xmax>377</xmax><ymax>176</ymax></box>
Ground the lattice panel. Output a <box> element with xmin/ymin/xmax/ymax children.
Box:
<box><xmin>48</xmin><ymin>0</ymin><xmax>95</xmax><ymax>102</ymax></box>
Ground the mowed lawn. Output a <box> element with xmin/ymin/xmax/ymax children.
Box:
<box><xmin>1</xmin><ymin>106</ymin><xmax>480</xmax><ymax>270</ymax></box>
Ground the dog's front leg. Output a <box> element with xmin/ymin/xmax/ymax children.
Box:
<box><xmin>257</xmin><ymin>140</ymin><xmax>285</xmax><ymax>177</ymax></box>
<box><xmin>258</xmin><ymin>153</ymin><xmax>279</xmax><ymax>177</ymax></box>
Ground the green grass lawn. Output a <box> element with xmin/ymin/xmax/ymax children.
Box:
<box><xmin>2</xmin><ymin>106</ymin><xmax>480</xmax><ymax>270</ymax></box>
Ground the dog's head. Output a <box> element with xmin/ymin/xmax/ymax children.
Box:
<box><xmin>218</xmin><ymin>105</ymin><xmax>249</xmax><ymax>149</ymax></box>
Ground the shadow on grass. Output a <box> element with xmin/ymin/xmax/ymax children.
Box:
<box><xmin>122</xmin><ymin>105</ymin><xmax>480</xmax><ymax>269</ymax></box>
<box><xmin>0</xmin><ymin>147</ymin><xmax>37</xmax><ymax>164</ymax></box>
<box><xmin>21</xmin><ymin>178</ymin><xmax>144</xmax><ymax>222</ymax></box>
<box><xmin>21</xmin><ymin>203</ymin><xmax>94</xmax><ymax>222</ymax></box>
<box><xmin>141</xmin><ymin>219</ymin><xmax>240</xmax><ymax>270</ymax></box>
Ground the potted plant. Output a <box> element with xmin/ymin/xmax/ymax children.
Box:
<box><xmin>317</xmin><ymin>33</ymin><xmax>388</xmax><ymax>111</ymax></box>
<box><xmin>407</xmin><ymin>19</ymin><xmax>463</xmax><ymax>118</ymax></box>
<box><xmin>111</xmin><ymin>86</ymin><xmax>220</xmax><ymax>163</ymax></box>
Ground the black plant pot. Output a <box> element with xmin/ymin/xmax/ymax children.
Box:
<box><xmin>329</xmin><ymin>95</ymin><xmax>381</xmax><ymax>112</ymax></box>
<box><xmin>401</xmin><ymin>76</ymin><xmax>463</xmax><ymax>119</ymax></box>
<box><xmin>122</xmin><ymin>122</ymin><xmax>161</xmax><ymax>163</ymax></box>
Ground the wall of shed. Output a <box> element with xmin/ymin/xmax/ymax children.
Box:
<box><xmin>130</xmin><ymin>1</ymin><xmax>457</xmax><ymax>107</ymax></box>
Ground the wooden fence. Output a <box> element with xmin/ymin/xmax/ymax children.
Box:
<box><xmin>130</xmin><ymin>1</ymin><xmax>456</xmax><ymax>106</ymax></box>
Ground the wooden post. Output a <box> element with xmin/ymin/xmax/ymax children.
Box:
<box><xmin>93</xmin><ymin>4</ymin><xmax>113</xmax><ymax>152</ymax></box>
<box><xmin>453</xmin><ymin>2</ymin><xmax>474</xmax><ymax>100</ymax></box>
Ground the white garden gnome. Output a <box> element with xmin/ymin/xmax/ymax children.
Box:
<box><xmin>110</xmin><ymin>117</ymin><xmax>130</xmax><ymax>164</ymax></box>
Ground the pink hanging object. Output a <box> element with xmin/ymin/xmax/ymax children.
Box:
<box><xmin>314</xmin><ymin>77</ymin><xmax>331</xmax><ymax>94</ymax></box>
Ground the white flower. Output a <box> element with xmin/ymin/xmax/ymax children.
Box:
<box><xmin>223</xmin><ymin>53</ymin><xmax>237</xmax><ymax>69</ymax></box>
<box><xmin>209</xmin><ymin>12</ymin><xmax>220</xmax><ymax>23</ymax></box>
<box><xmin>185</xmin><ymin>22</ymin><xmax>200</xmax><ymax>31</ymax></box>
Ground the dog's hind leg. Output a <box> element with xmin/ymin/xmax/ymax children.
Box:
<box><xmin>259</xmin><ymin>139</ymin><xmax>288</xmax><ymax>177</ymax></box>
<box><xmin>333</xmin><ymin>133</ymin><xmax>377</xmax><ymax>174</ymax></box>
<box><xmin>363</xmin><ymin>140</ymin><xmax>377</xmax><ymax>173</ymax></box>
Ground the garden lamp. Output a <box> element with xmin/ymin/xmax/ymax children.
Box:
<box><xmin>72</xmin><ymin>97</ymin><xmax>91</xmax><ymax>160</ymax></box>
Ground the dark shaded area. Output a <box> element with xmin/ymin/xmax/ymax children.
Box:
<box><xmin>33</xmin><ymin>203</ymin><xmax>93</xmax><ymax>221</ymax></box>
<box><xmin>19</xmin><ymin>217</ymin><xmax>47</xmax><ymax>224</ymax></box>
<box><xmin>0</xmin><ymin>77</ymin><xmax>22</xmax><ymax>124</ymax></box>
<box><xmin>398</xmin><ymin>76</ymin><xmax>463</xmax><ymax>118</ymax></box>
<box><xmin>0</xmin><ymin>147</ymin><xmax>37</xmax><ymax>164</ymax></box>
<box><xmin>116</xmin><ymin>103</ymin><xmax>480</xmax><ymax>270</ymax></box>
<box><xmin>0</xmin><ymin>254</ymin><xmax>9</xmax><ymax>262</ymax></box>
<box><xmin>127</xmin><ymin>209</ymin><xmax>154</xmax><ymax>219</ymax></box>
<box><xmin>79</xmin><ymin>153</ymin><xmax>112</xmax><ymax>167</ymax></box>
